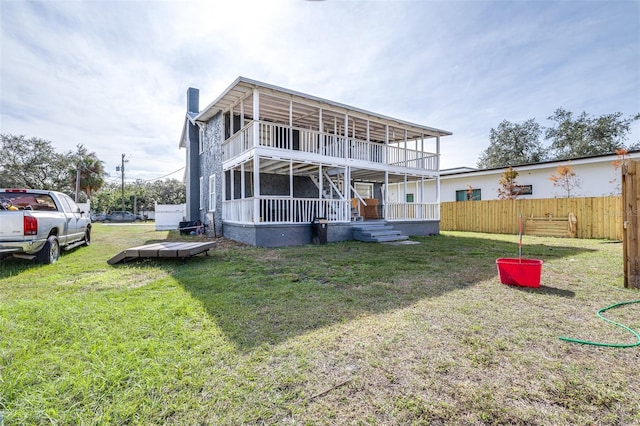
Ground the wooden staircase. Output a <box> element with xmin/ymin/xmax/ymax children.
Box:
<box><xmin>352</xmin><ymin>222</ymin><xmax>409</xmax><ymax>243</ymax></box>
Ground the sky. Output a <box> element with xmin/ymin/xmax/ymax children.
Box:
<box><xmin>1</xmin><ymin>0</ymin><xmax>639</xmax><ymax>183</ymax></box>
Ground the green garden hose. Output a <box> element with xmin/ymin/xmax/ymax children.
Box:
<box><xmin>559</xmin><ymin>300</ymin><xmax>640</xmax><ymax>348</ymax></box>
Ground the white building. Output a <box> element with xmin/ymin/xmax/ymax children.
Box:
<box><xmin>388</xmin><ymin>151</ymin><xmax>640</xmax><ymax>203</ymax></box>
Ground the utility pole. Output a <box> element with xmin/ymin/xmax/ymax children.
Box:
<box><xmin>116</xmin><ymin>154</ymin><xmax>128</xmax><ymax>212</ymax></box>
<box><xmin>75</xmin><ymin>164</ymin><xmax>81</xmax><ymax>202</ymax></box>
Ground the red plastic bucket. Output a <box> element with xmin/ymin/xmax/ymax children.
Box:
<box><xmin>496</xmin><ymin>258</ymin><xmax>543</xmax><ymax>288</ymax></box>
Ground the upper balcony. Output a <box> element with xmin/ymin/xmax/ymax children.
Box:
<box><xmin>223</xmin><ymin>120</ymin><xmax>439</xmax><ymax>172</ymax></box>
<box><xmin>190</xmin><ymin>77</ymin><xmax>451</xmax><ymax>174</ymax></box>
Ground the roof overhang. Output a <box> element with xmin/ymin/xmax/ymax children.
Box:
<box><xmin>194</xmin><ymin>77</ymin><xmax>452</xmax><ymax>142</ymax></box>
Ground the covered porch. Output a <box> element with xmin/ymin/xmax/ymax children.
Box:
<box><xmin>221</xmin><ymin>156</ymin><xmax>440</xmax><ymax>225</ymax></box>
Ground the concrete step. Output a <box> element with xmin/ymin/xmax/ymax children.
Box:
<box><xmin>352</xmin><ymin>222</ymin><xmax>410</xmax><ymax>243</ymax></box>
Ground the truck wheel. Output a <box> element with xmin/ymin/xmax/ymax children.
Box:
<box><xmin>36</xmin><ymin>235</ymin><xmax>60</xmax><ymax>264</ymax></box>
<box><xmin>83</xmin><ymin>228</ymin><xmax>91</xmax><ymax>246</ymax></box>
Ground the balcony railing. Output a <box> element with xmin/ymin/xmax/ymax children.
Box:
<box><xmin>222</xmin><ymin>121</ymin><xmax>438</xmax><ymax>170</ymax></box>
<box><xmin>222</xmin><ymin>197</ymin><xmax>350</xmax><ymax>224</ymax></box>
<box><xmin>386</xmin><ymin>202</ymin><xmax>440</xmax><ymax>221</ymax></box>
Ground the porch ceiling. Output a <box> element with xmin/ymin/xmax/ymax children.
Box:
<box><xmin>230</xmin><ymin>158</ymin><xmax>433</xmax><ymax>184</ymax></box>
<box><xmin>196</xmin><ymin>77</ymin><xmax>452</xmax><ymax>144</ymax></box>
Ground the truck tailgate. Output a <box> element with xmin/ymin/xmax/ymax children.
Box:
<box><xmin>0</xmin><ymin>211</ymin><xmax>25</xmax><ymax>239</ymax></box>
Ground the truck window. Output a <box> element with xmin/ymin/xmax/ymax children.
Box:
<box><xmin>1</xmin><ymin>192</ymin><xmax>57</xmax><ymax>211</ymax></box>
<box><xmin>62</xmin><ymin>195</ymin><xmax>80</xmax><ymax>213</ymax></box>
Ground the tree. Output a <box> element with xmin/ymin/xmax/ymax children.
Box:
<box><xmin>91</xmin><ymin>179</ymin><xmax>186</xmax><ymax>213</ymax></box>
<box><xmin>477</xmin><ymin>119</ymin><xmax>546</xmax><ymax>169</ymax></box>
<box><xmin>0</xmin><ymin>134</ymin><xmax>70</xmax><ymax>190</ymax></box>
<box><xmin>497</xmin><ymin>166</ymin><xmax>520</xmax><ymax>200</ymax></box>
<box><xmin>549</xmin><ymin>164</ymin><xmax>581</xmax><ymax>198</ymax></box>
<box><xmin>68</xmin><ymin>144</ymin><xmax>106</xmax><ymax>200</ymax></box>
<box><xmin>546</xmin><ymin>108</ymin><xmax>640</xmax><ymax>159</ymax></box>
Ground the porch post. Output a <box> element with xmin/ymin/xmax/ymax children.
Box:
<box><xmin>318</xmin><ymin>164</ymin><xmax>323</xmax><ymax>199</ymax></box>
<box><xmin>436</xmin><ymin>136</ymin><xmax>441</xmax><ymax>204</ymax></box>
<box><xmin>385</xmin><ymin>124</ymin><xmax>389</xmax><ymax>165</ymax></box>
<box><xmin>240</xmin><ymin>99</ymin><xmax>244</xmax><ymax>128</ymax></box>
<box><xmin>345</xmin><ymin>165</ymin><xmax>351</xmax><ymax>221</ymax></box>
<box><xmin>253</xmin><ymin>89</ymin><xmax>260</xmax><ymax>148</ymax></box>
<box><xmin>384</xmin><ymin>171</ymin><xmax>389</xmax><ymax>220</ymax></box>
<box><xmin>420</xmin><ymin>176</ymin><xmax>425</xmax><ymax>219</ymax></box>
<box><xmin>289</xmin><ymin>100</ymin><xmax>293</xmax><ymax>150</ymax></box>
<box><xmin>366</xmin><ymin>120</ymin><xmax>370</xmax><ymax>142</ymax></box>
<box><xmin>344</xmin><ymin>113</ymin><xmax>349</xmax><ymax>159</ymax></box>
<box><xmin>253</xmin><ymin>155</ymin><xmax>260</xmax><ymax>223</ymax></box>
<box><xmin>230</xmin><ymin>105</ymin><xmax>234</xmax><ymax>135</ymax></box>
<box><xmin>319</xmin><ymin>108</ymin><xmax>323</xmax><ymax>155</ymax></box>
<box><xmin>230</xmin><ymin>165</ymin><xmax>235</xmax><ymax>202</ymax></box>
<box><xmin>403</xmin><ymin>174</ymin><xmax>408</xmax><ymax>219</ymax></box>
<box><xmin>240</xmin><ymin>162</ymin><xmax>245</xmax><ymax>199</ymax></box>
<box><xmin>404</xmin><ymin>129</ymin><xmax>408</xmax><ymax>167</ymax></box>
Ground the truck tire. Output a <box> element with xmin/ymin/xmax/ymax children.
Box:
<box><xmin>83</xmin><ymin>228</ymin><xmax>91</xmax><ymax>246</ymax></box>
<box><xmin>36</xmin><ymin>235</ymin><xmax>60</xmax><ymax>264</ymax></box>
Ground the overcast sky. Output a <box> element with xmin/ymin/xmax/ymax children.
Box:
<box><xmin>1</xmin><ymin>0</ymin><xmax>639</xmax><ymax>183</ymax></box>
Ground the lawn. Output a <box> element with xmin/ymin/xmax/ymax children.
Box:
<box><xmin>1</xmin><ymin>224</ymin><xmax>639</xmax><ymax>425</ymax></box>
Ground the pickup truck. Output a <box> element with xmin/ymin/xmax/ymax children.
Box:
<box><xmin>0</xmin><ymin>189</ymin><xmax>91</xmax><ymax>264</ymax></box>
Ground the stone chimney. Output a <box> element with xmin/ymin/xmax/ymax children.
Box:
<box><xmin>186</xmin><ymin>87</ymin><xmax>200</xmax><ymax>221</ymax></box>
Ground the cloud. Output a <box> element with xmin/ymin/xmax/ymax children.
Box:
<box><xmin>1</xmin><ymin>0</ymin><xmax>638</xmax><ymax>179</ymax></box>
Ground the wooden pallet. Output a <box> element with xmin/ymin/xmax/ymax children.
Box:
<box><xmin>107</xmin><ymin>241</ymin><xmax>216</xmax><ymax>265</ymax></box>
<box><xmin>525</xmin><ymin>213</ymin><xmax>577</xmax><ymax>238</ymax></box>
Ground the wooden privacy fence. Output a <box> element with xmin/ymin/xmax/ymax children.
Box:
<box><xmin>440</xmin><ymin>196</ymin><xmax>623</xmax><ymax>240</ymax></box>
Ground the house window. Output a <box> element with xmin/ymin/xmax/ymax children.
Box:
<box><xmin>354</xmin><ymin>182</ymin><xmax>374</xmax><ymax>199</ymax></box>
<box><xmin>199</xmin><ymin>176</ymin><xmax>204</xmax><ymax>210</ymax></box>
<box><xmin>209</xmin><ymin>174</ymin><xmax>216</xmax><ymax>212</ymax></box>
<box><xmin>456</xmin><ymin>188</ymin><xmax>481</xmax><ymax>201</ymax></box>
<box><xmin>406</xmin><ymin>193</ymin><xmax>414</xmax><ymax>203</ymax></box>
<box><xmin>513</xmin><ymin>185</ymin><xmax>533</xmax><ymax>196</ymax></box>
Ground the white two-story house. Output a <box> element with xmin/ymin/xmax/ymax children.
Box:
<box><xmin>179</xmin><ymin>77</ymin><xmax>451</xmax><ymax>247</ymax></box>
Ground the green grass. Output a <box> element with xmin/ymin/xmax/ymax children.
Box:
<box><xmin>1</xmin><ymin>224</ymin><xmax>639</xmax><ymax>425</ymax></box>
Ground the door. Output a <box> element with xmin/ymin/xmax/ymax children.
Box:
<box><xmin>58</xmin><ymin>195</ymin><xmax>84</xmax><ymax>243</ymax></box>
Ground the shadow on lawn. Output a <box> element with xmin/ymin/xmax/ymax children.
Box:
<box><xmin>160</xmin><ymin>233</ymin><xmax>592</xmax><ymax>351</ymax></box>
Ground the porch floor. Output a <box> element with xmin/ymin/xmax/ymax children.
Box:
<box><xmin>107</xmin><ymin>241</ymin><xmax>216</xmax><ymax>265</ymax></box>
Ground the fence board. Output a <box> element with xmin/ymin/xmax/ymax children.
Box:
<box><xmin>441</xmin><ymin>196</ymin><xmax>622</xmax><ymax>240</ymax></box>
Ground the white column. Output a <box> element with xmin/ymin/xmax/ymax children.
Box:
<box><xmin>384</xmin><ymin>171</ymin><xmax>389</xmax><ymax>220</ymax></box>
<box><xmin>319</xmin><ymin>108</ymin><xmax>323</xmax><ymax>155</ymax></box>
<box><xmin>404</xmin><ymin>129</ymin><xmax>408</xmax><ymax>166</ymax></box>
<box><xmin>289</xmin><ymin>100</ymin><xmax>293</xmax><ymax>150</ymax></box>
<box><xmin>253</xmin><ymin>155</ymin><xmax>260</xmax><ymax>223</ymax></box>
<box><xmin>230</xmin><ymin>166</ymin><xmax>235</xmax><ymax>202</ymax></box>
<box><xmin>344</xmin><ymin>114</ymin><xmax>349</xmax><ymax>159</ymax></box>
<box><xmin>436</xmin><ymin>136</ymin><xmax>441</xmax><ymax>204</ymax></box>
<box><xmin>240</xmin><ymin>99</ymin><xmax>244</xmax><ymax>128</ymax></box>
<box><xmin>318</xmin><ymin>164</ymin><xmax>323</xmax><ymax>199</ymax></box>
<box><xmin>385</xmin><ymin>124</ymin><xmax>389</xmax><ymax>165</ymax></box>
<box><xmin>240</xmin><ymin>163</ymin><xmax>245</xmax><ymax>199</ymax></box>
<box><xmin>253</xmin><ymin>89</ymin><xmax>260</xmax><ymax>148</ymax></box>
<box><xmin>289</xmin><ymin>160</ymin><xmax>293</xmax><ymax>198</ymax></box>
<box><xmin>403</xmin><ymin>174</ymin><xmax>408</xmax><ymax>219</ymax></box>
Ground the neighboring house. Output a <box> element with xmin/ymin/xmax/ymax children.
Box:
<box><xmin>179</xmin><ymin>77</ymin><xmax>451</xmax><ymax>247</ymax></box>
<box><xmin>387</xmin><ymin>151</ymin><xmax>640</xmax><ymax>203</ymax></box>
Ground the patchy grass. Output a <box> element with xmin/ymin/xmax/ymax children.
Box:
<box><xmin>1</xmin><ymin>224</ymin><xmax>639</xmax><ymax>425</ymax></box>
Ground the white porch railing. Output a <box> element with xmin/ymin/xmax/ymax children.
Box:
<box><xmin>222</xmin><ymin>120</ymin><xmax>438</xmax><ymax>171</ymax></box>
<box><xmin>222</xmin><ymin>197</ymin><xmax>350</xmax><ymax>224</ymax></box>
<box><xmin>386</xmin><ymin>202</ymin><xmax>440</xmax><ymax>221</ymax></box>
<box><xmin>223</xmin><ymin>198</ymin><xmax>255</xmax><ymax>222</ymax></box>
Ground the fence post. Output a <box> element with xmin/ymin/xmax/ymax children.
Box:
<box><xmin>622</xmin><ymin>160</ymin><xmax>639</xmax><ymax>289</ymax></box>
